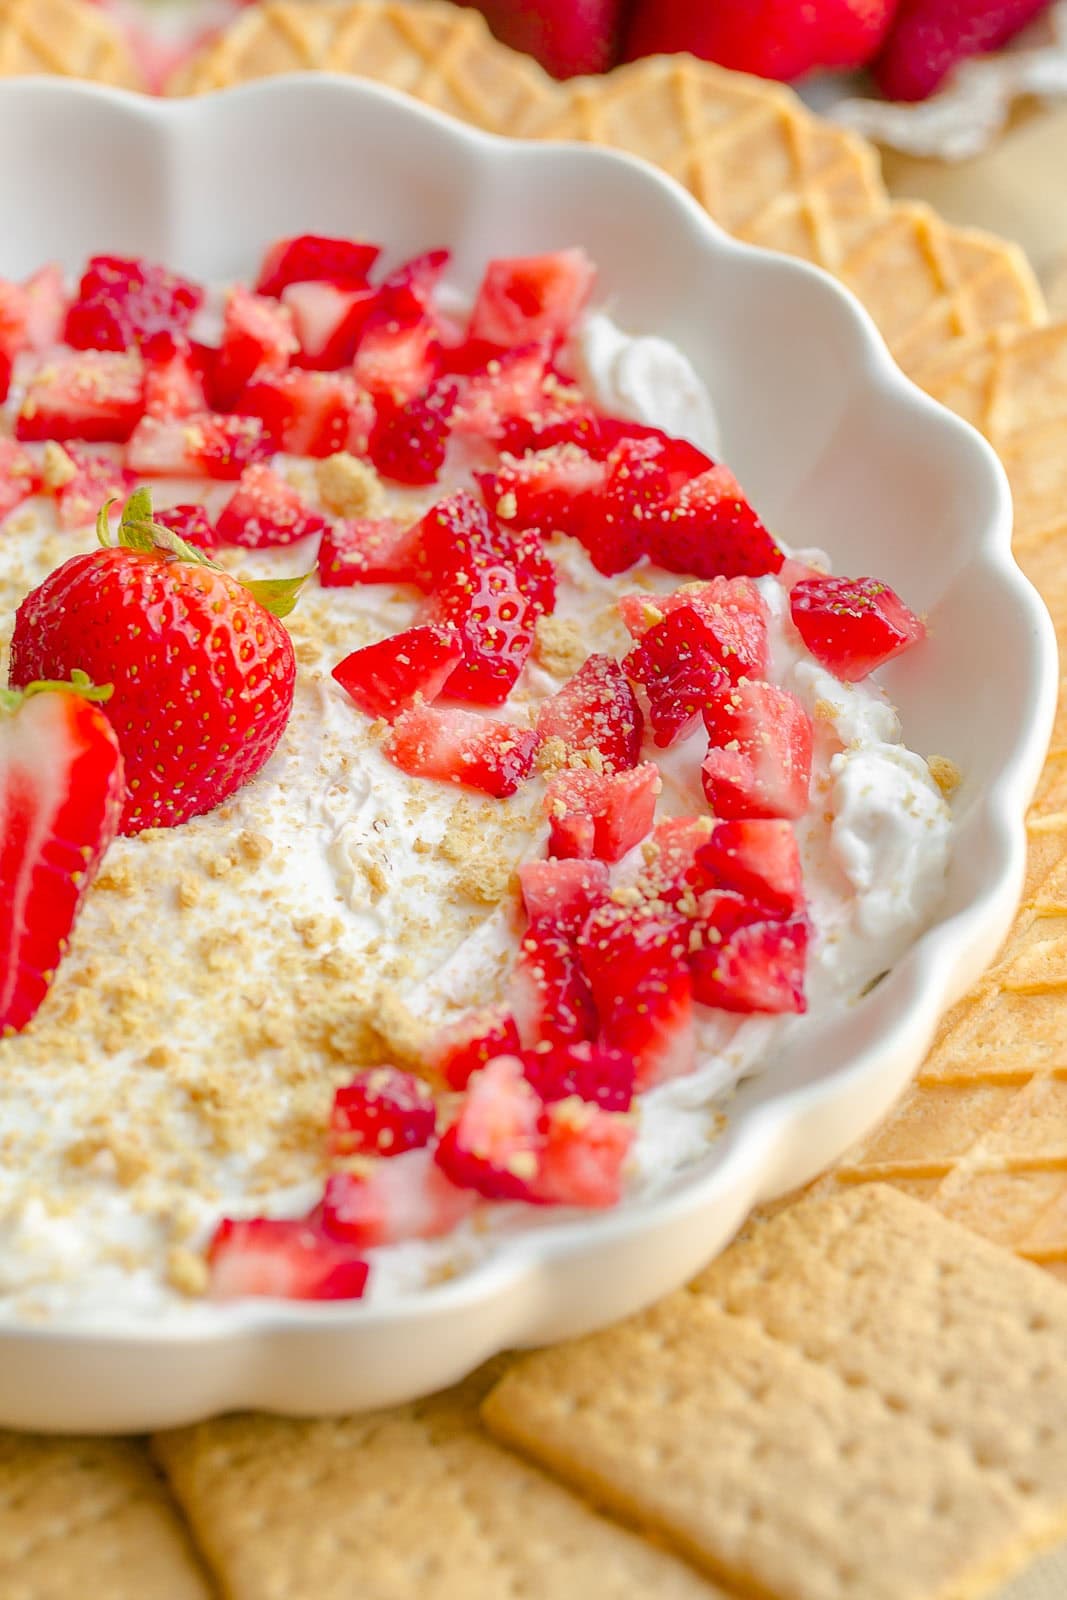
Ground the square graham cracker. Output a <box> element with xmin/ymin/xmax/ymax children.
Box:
<box><xmin>483</xmin><ymin>1186</ymin><xmax>1067</xmax><ymax>1600</ymax></box>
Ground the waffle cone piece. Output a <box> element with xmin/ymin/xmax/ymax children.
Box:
<box><xmin>0</xmin><ymin>0</ymin><xmax>142</xmax><ymax>87</ymax></box>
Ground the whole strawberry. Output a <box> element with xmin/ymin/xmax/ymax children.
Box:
<box><xmin>872</xmin><ymin>0</ymin><xmax>1052</xmax><ymax>101</ymax></box>
<box><xmin>8</xmin><ymin>490</ymin><xmax>299</xmax><ymax>836</ymax></box>
<box><xmin>625</xmin><ymin>0</ymin><xmax>897</xmax><ymax>80</ymax></box>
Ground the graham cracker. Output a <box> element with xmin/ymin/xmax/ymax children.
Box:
<box><xmin>483</xmin><ymin>1185</ymin><xmax>1067</xmax><ymax>1600</ymax></box>
<box><xmin>153</xmin><ymin>1360</ymin><xmax>723</xmax><ymax>1600</ymax></box>
<box><xmin>0</xmin><ymin>1433</ymin><xmax>212</xmax><ymax>1599</ymax></box>
<box><xmin>0</xmin><ymin>0</ymin><xmax>143</xmax><ymax>87</ymax></box>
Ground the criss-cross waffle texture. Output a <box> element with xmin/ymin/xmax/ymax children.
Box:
<box><xmin>0</xmin><ymin>0</ymin><xmax>141</xmax><ymax>85</ymax></box>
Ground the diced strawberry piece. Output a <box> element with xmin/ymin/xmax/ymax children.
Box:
<box><xmin>17</xmin><ymin>352</ymin><xmax>144</xmax><ymax>444</ymax></box>
<box><xmin>790</xmin><ymin>574</ymin><xmax>926</xmax><ymax>682</ymax></box>
<box><xmin>328</xmin><ymin>1066</ymin><xmax>437</xmax><ymax>1159</ymax></box>
<box><xmin>215</xmin><ymin>463</ymin><xmax>327</xmax><ymax>548</ymax></box>
<box><xmin>649</xmin><ymin>466</ymin><xmax>783</xmax><ymax>580</ymax></box>
<box><xmin>154</xmin><ymin>502</ymin><xmax>218</xmax><ymax>552</ymax></box>
<box><xmin>331</xmin><ymin>624</ymin><xmax>463</xmax><ymax>721</ymax></box>
<box><xmin>255</xmin><ymin>234</ymin><xmax>381</xmax><ymax>297</ymax></box>
<box><xmin>545</xmin><ymin>763</ymin><xmax>660</xmax><ymax>863</ymax></box>
<box><xmin>510</xmin><ymin>919</ymin><xmax>598</xmax><ymax>1047</ymax></box>
<box><xmin>353</xmin><ymin>293</ymin><xmax>440</xmax><ymax>403</ymax></box>
<box><xmin>210</xmin><ymin>286</ymin><xmax>298</xmax><ymax>410</ymax></box>
<box><xmin>0</xmin><ymin>264</ymin><xmax>66</xmax><ymax>373</ymax></box>
<box><xmin>534</xmin><ymin>1098</ymin><xmax>634</xmax><ymax>1208</ymax></box>
<box><xmin>639</xmin><ymin>815</ymin><xmax>716</xmax><ymax>907</ymax></box>
<box><xmin>0</xmin><ymin>440</ymin><xmax>39</xmax><ymax>521</ymax></box>
<box><xmin>696</xmin><ymin>819</ymin><xmax>804</xmax><ymax>918</ymax></box>
<box><xmin>621</xmin><ymin>576</ymin><xmax>770</xmax><ymax>683</ymax></box>
<box><xmin>380</xmin><ymin>249</ymin><xmax>451</xmax><ymax>307</ymax></box>
<box><xmin>207</xmin><ymin>1217</ymin><xmax>368</xmax><ymax>1301</ymax></box>
<box><xmin>141</xmin><ymin>332</ymin><xmax>210</xmax><ymax>420</ymax></box>
<box><xmin>593</xmin><ymin>419</ymin><xmax>714</xmax><ymax>487</ymax></box>
<box><xmin>518</xmin><ymin>858</ymin><xmax>610</xmax><ymax>937</ymax></box>
<box><xmin>281</xmin><ymin>280</ymin><xmax>377</xmax><ymax>370</ymax></box>
<box><xmin>573</xmin><ymin>435</ymin><xmax>672</xmax><ymax>576</ymax></box>
<box><xmin>522</xmin><ymin>1039</ymin><xmax>635</xmax><ymax>1113</ymax></box>
<box><xmin>536</xmin><ymin>654</ymin><xmax>644</xmax><ymax>773</ymax></box>
<box><xmin>49</xmin><ymin>447</ymin><xmax>134</xmax><ymax>532</ymax></box>
<box><xmin>624</xmin><ymin>607</ymin><xmax>731</xmax><ymax>748</ymax></box>
<box><xmin>431</xmin><ymin>563</ymin><xmax>537</xmax><ymax>707</ymax></box>
<box><xmin>64</xmin><ymin>254</ymin><xmax>203</xmax><ymax>352</ymax></box>
<box><xmin>317</xmin><ymin>517</ymin><xmax>420</xmax><ymax>588</ymax></box>
<box><xmin>777</xmin><ymin>555</ymin><xmax>827</xmax><ymax>589</ymax></box>
<box><xmin>434</xmin><ymin>1055</ymin><xmax>544</xmax><ymax>1201</ymax></box>
<box><xmin>368</xmin><ymin>378</ymin><xmax>459</xmax><ymax>486</ymax></box>
<box><xmin>452</xmin><ymin>343</ymin><xmax>552</xmax><ymax>442</ymax></box>
<box><xmin>470</xmin><ymin>250</ymin><xmax>596</xmax><ymax>349</ymax></box>
<box><xmin>578</xmin><ymin>902</ymin><xmax>695</xmax><ymax>1089</ymax></box>
<box><xmin>689</xmin><ymin>914</ymin><xmax>809</xmax><ymax>1014</ymax></box>
<box><xmin>413</xmin><ymin>490</ymin><xmax>555</xmax><ymax>615</ymax></box>
<box><xmin>426</xmin><ymin>1005</ymin><xmax>521</xmax><ymax>1090</ymax></box>
<box><xmin>319</xmin><ymin>1148</ymin><xmax>475</xmax><ymax>1247</ymax></box>
<box><xmin>125</xmin><ymin>412</ymin><xmax>270</xmax><ymax>479</ymax></box>
<box><xmin>239</xmin><ymin>371</ymin><xmax>375</xmax><ymax>458</ymax></box>
<box><xmin>0</xmin><ymin>350</ymin><xmax>11</xmax><ymax>405</ymax></box>
<box><xmin>383</xmin><ymin>704</ymin><xmax>537</xmax><ymax>798</ymax></box>
<box><xmin>702</xmin><ymin>681</ymin><xmax>813</xmax><ymax>820</ymax></box>
<box><xmin>478</xmin><ymin>444</ymin><xmax>608</xmax><ymax>538</ymax></box>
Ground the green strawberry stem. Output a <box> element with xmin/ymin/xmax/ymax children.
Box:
<box><xmin>0</xmin><ymin>668</ymin><xmax>114</xmax><ymax>713</ymax></box>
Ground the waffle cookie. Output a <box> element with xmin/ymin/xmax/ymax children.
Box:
<box><xmin>0</xmin><ymin>0</ymin><xmax>142</xmax><ymax>87</ymax></box>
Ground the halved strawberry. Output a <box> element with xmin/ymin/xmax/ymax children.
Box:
<box><xmin>649</xmin><ymin>466</ymin><xmax>783</xmax><ymax>580</ymax></box>
<box><xmin>64</xmin><ymin>254</ymin><xmax>203</xmax><ymax>352</ymax></box>
<box><xmin>639</xmin><ymin>815</ymin><xmax>716</xmax><ymax>908</ymax></box>
<box><xmin>433</xmin><ymin>1055</ymin><xmax>544</xmax><ymax>1201</ymax></box>
<box><xmin>451</xmin><ymin>343</ymin><xmax>551</xmax><ymax>442</ymax></box>
<box><xmin>702</xmin><ymin>681</ymin><xmax>813</xmax><ymax>820</ymax></box>
<box><xmin>0</xmin><ymin>439</ymin><xmax>40</xmax><ymax>522</ymax></box>
<box><xmin>254</xmin><ymin>234</ymin><xmax>381</xmax><ymax>297</ymax></box>
<box><xmin>689</xmin><ymin>914</ymin><xmax>809</xmax><ymax>1014</ymax></box>
<box><xmin>545</xmin><ymin>763</ymin><xmax>660</xmax><ymax>863</ymax></box>
<box><xmin>154</xmin><ymin>502</ymin><xmax>218</xmax><ymax>553</ymax></box>
<box><xmin>328</xmin><ymin>1066</ymin><xmax>437</xmax><ymax>1159</ymax></box>
<box><xmin>383</xmin><ymin>704</ymin><xmax>537</xmax><ymax>798</ymax></box>
<box><xmin>141</xmin><ymin>332</ymin><xmax>210</xmax><ymax>420</ymax></box>
<box><xmin>572</xmin><ymin>434</ymin><xmax>672</xmax><ymax>576</ymax></box>
<box><xmin>215</xmin><ymin>463</ymin><xmax>327</xmax><ymax>548</ymax></box>
<box><xmin>510</xmin><ymin>919</ymin><xmax>598</xmax><ymax>1047</ymax></box>
<box><xmin>790</xmin><ymin>574</ymin><xmax>926</xmax><ymax>682</ymax></box>
<box><xmin>469</xmin><ymin>250</ymin><xmax>596</xmax><ymax>349</ymax></box>
<box><xmin>210</xmin><ymin>286</ymin><xmax>298</xmax><ymax>411</ymax></box>
<box><xmin>17</xmin><ymin>352</ymin><xmax>145</xmax><ymax>444</ymax></box>
<box><xmin>319</xmin><ymin>1148</ymin><xmax>475</xmax><ymax>1247</ymax></box>
<box><xmin>281</xmin><ymin>280</ymin><xmax>376</xmax><ymax>370</ymax></box>
<box><xmin>478</xmin><ymin>444</ymin><xmax>607</xmax><ymax>539</ymax></box>
<box><xmin>125</xmin><ymin>412</ymin><xmax>270</xmax><ymax>480</ymax></box>
<box><xmin>207</xmin><ymin>1217</ymin><xmax>368</xmax><ymax>1301</ymax></box>
<box><xmin>624</xmin><ymin>606</ymin><xmax>731</xmax><ymax>748</ymax></box>
<box><xmin>239</xmin><ymin>370</ymin><xmax>375</xmax><ymax>458</ymax></box>
<box><xmin>0</xmin><ymin>678</ymin><xmax>125</xmax><ymax>1033</ymax></box>
<box><xmin>522</xmin><ymin>1039</ymin><xmax>635</xmax><ymax>1113</ymax></box>
<box><xmin>695</xmin><ymin>819</ymin><xmax>804</xmax><ymax>918</ymax></box>
<box><xmin>535</xmin><ymin>1097</ymin><xmax>634</xmax><ymax>1208</ymax></box>
<box><xmin>620</xmin><ymin>576</ymin><xmax>770</xmax><ymax>683</ymax></box>
<box><xmin>368</xmin><ymin>378</ymin><xmax>459</xmax><ymax>486</ymax></box>
<box><xmin>536</xmin><ymin>653</ymin><xmax>643</xmax><ymax>772</ymax></box>
<box><xmin>413</xmin><ymin>491</ymin><xmax>556</xmax><ymax>615</ymax></box>
<box><xmin>425</xmin><ymin>1005</ymin><xmax>521</xmax><ymax>1090</ymax></box>
<box><xmin>50</xmin><ymin>448</ymin><xmax>135</xmax><ymax>532</ymax></box>
<box><xmin>317</xmin><ymin>517</ymin><xmax>419</xmax><ymax>588</ymax></box>
<box><xmin>518</xmin><ymin>858</ymin><xmax>610</xmax><ymax>936</ymax></box>
<box><xmin>578</xmin><ymin>902</ymin><xmax>694</xmax><ymax>1088</ymax></box>
<box><xmin>431</xmin><ymin>563</ymin><xmax>538</xmax><ymax>707</ymax></box>
<box><xmin>331</xmin><ymin>624</ymin><xmax>463</xmax><ymax>721</ymax></box>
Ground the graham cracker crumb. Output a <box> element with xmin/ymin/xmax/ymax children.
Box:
<box><xmin>536</xmin><ymin>736</ymin><xmax>570</xmax><ymax>776</ymax></box>
<box><xmin>439</xmin><ymin>801</ymin><xmax>521</xmax><ymax>906</ymax></box>
<box><xmin>316</xmin><ymin>453</ymin><xmax>385</xmax><ymax>518</ymax></box>
<box><xmin>166</xmin><ymin>1245</ymin><xmax>209</xmax><ymax>1299</ymax></box>
<box><xmin>534</xmin><ymin>615</ymin><xmax>589</xmax><ymax>679</ymax></box>
<box><xmin>929</xmin><ymin>755</ymin><xmax>962</xmax><ymax>796</ymax></box>
<box><xmin>41</xmin><ymin>440</ymin><xmax>76</xmax><ymax>489</ymax></box>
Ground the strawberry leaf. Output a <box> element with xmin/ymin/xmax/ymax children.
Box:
<box><xmin>243</xmin><ymin>573</ymin><xmax>311</xmax><ymax>620</ymax></box>
<box><xmin>0</xmin><ymin>668</ymin><xmax>114</xmax><ymax>712</ymax></box>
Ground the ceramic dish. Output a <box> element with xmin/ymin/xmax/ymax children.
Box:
<box><xmin>0</xmin><ymin>75</ymin><xmax>1055</xmax><ymax>1433</ymax></box>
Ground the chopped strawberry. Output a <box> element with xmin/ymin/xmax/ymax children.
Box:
<box><xmin>510</xmin><ymin>919</ymin><xmax>598</xmax><ymax>1047</ymax></box>
<box><xmin>331</xmin><ymin>624</ymin><xmax>463</xmax><ymax>721</ymax></box>
<box><xmin>215</xmin><ymin>463</ymin><xmax>327</xmax><ymax>548</ymax></box>
<box><xmin>319</xmin><ymin>1149</ymin><xmax>475</xmax><ymax>1247</ymax></box>
<box><xmin>328</xmin><ymin>1066</ymin><xmax>437</xmax><ymax>1159</ymax></box>
<box><xmin>649</xmin><ymin>466</ymin><xmax>783</xmax><ymax>580</ymax></box>
<box><xmin>777</xmin><ymin>555</ymin><xmax>827</xmax><ymax>589</ymax></box>
<box><xmin>426</xmin><ymin>1005</ymin><xmax>521</xmax><ymax>1090</ymax></box>
<box><xmin>380</xmin><ymin>249</ymin><xmax>451</xmax><ymax>308</ymax></box>
<box><xmin>0</xmin><ymin>440</ymin><xmax>39</xmax><ymax>522</ymax></box>
<box><xmin>431</xmin><ymin>563</ymin><xmax>538</xmax><ymax>707</ymax></box>
<box><xmin>545</xmin><ymin>763</ymin><xmax>660</xmax><ymax>863</ymax></box>
<box><xmin>126</xmin><ymin>412</ymin><xmax>270</xmax><ymax>480</ymax></box>
<box><xmin>17</xmin><ymin>352</ymin><xmax>144</xmax><ymax>444</ymax></box>
<box><xmin>518</xmin><ymin>858</ymin><xmax>610</xmax><ymax>937</ymax></box>
<box><xmin>353</xmin><ymin>290</ymin><xmax>440</xmax><ymax>403</ymax></box>
<box><xmin>573</xmin><ymin>434</ymin><xmax>672</xmax><ymax>575</ymax></box>
<box><xmin>790</xmin><ymin>574</ymin><xmax>926</xmax><ymax>682</ymax></box>
<box><xmin>470</xmin><ymin>250</ymin><xmax>596</xmax><ymax>349</ymax></box>
<box><xmin>434</xmin><ymin>1055</ymin><xmax>545</xmax><ymax>1201</ymax></box>
<box><xmin>317</xmin><ymin>517</ymin><xmax>419</xmax><ymax>588</ymax></box>
<box><xmin>496</xmin><ymin>395</ymin><xmax>605</xmax><ymax>458</ymax></box>
<box><xmin>578</xmin><ymin>902</ymin><xmax>695</xmax><ymax>1088</ymax></box>
<box><xmin>0</xmin><ymin>680</ymin><xmax>124</xmax><ymax>1033</ymax></box>
<box><xmin>207</xmin><ymin>1217</ymin><xmax>368</xmax><ymax>1301</ymax></box>
<box><xmin>281</xmin><ymin>280</ymin><xmax>376</xmax><ymax>370</ymax></box>
<box><xmin>368</xmin><ymin>378</ymin><xmax>459</xmax><ymax>486</ymax></box>
<box><xmin>639</xmin><ymin>815</ymin><xmax>716</xmax><ymax>907</ymax></box>
<box><xmin>620</xmin><ymin>576</ymin><xmax>770</xmax><ymax>683</ymax></box>
<box><xmin>50</xmin><ymin>448</ymin><xmax>134</xmax><ymax>532</ymax></box>
<box><xmin>696</xmin><ymin>819</ymin><xmax>804</xmax><ymax>918</ymax></box>
<box><xmin>522</xmin><ymin>1039</ymin><xmax>635</xmax><ymax>1113</ymax></box>
<box><xmin>535</xmin><ymin>1098</ymin><xmax>634</xmax><ymax>1208</ymax></box>
<box><xmin>536</xmin><ymin>654</ymin><xmax>644</xmax><ymax>772</ymax></box>
<box><xmin>624</xmin><ymin>606</ymin><xmax>731</xmax><ymax>748</ymax></box>
<box><xmin>593</xmin><ymin>420</ymin><xmax>714</xmax><ymax>486</ymax></box>
<box><xmin>141</xmin><ymin>332</ymin><xmax>210</xmax><ymax>420</ymax></box>
<box><xmin>689</xmin><ymin>914</ymin><xmax>809</xmax><ymax>1014</ymax></box>
<box><xmin>254</xmin><ymin>234</ymin><xmax>381</xmax><ymax>297</ymax></box>
<box><xmin>239</xmin><ymin>370</ymin><xmax>375</xmax><ymax>458</ymax></box>
<box><xmin>383</xmin><ymin>704</ymin><xmax>537</xmax><ymax>798</ymax></box>
<box><xmin>64</xmin><ymin>254</ymin><xmax>203</xmax><ymax>352</ymax></box>
<box><xmin>413</xmin><ymin>491</ymin><xmax>555</xmax><ymax>615</ymax></box>
<box><xmin>702</xmin><ymin>681</ymin><xmax>813</xmax><ymax>821</ymax></box>
<box><xmin>154</xmin><ymin>502</ymin><xmax>218</xmax><ymax>552</ymax></box>
<box><xmin>478</xmin><ymin>444</ymin><xmax>608</xmax><ymax>539</ymax></box>
<box><xmin>0</xmin><ymin>264</ymin><xmax>67</xmax><ymax>383</ymax></box>
<box><xmin>452</xmin><ymin>343</ymin><xmax>552</xmax><ymax>442</ymax></box>
<box><xmin>210</xmin><ymin>286</ymin><xmax>298</xmax><ymax>410</ymax></box>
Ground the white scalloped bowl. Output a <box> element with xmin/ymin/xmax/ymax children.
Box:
<box><xmin>0</xmin><ymin>76</ymin><xmax>1055</xmax><ymax>1433</ymax></box>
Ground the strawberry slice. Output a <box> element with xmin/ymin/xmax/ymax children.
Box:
<box><xmin>649</xmin><ymin>466</ymin><xmax>783</xmax><ymax>580</ymax></box>
<box><xmin>17</xmin><ymin>352</ymin><xmax>145</xmax><ymax>444</ymax></box>
<box><xmin>689</xmin><ymin>913</ymin><xmax>809</xmax><ymax>1014</ymax></box>
<box><xmin>319</xmin><ymin>1149</ymin><xmax>475</xmax><ymax>1247</ymax></box>
<box><xmin>572</xmin><ymin>434</ymin><xmax>672</xmax><ymax>576</ymax></box>
<box><xmin>331</xmin><ymin>624</ymin><xmax>463</xmax><ymax>721</ymax></box>
<box><xmin>0</xmin><ymin>681</ymin><xmax>125</xmax><ymax>1033</ymax></box>
<box><xmin>0</xmin><ymin>439</ymin><xmax>40</xmax><ymax>522</ymax></box>
<box><xmin>545</xmin><ymin>763</ymin><xmax>660</xmax><ymax>863</ymax></box>
<box><xmin>518</xmin><ymin>858</ymin><xmax>610</xmax><ymax>936</ymax></box>
<box><xmin>620</xmin><ymin>576</ymin><xmax>770</xmax><ymax>682</ymax></box>
<box><xmin>522</xmin><ymin>1039</ymin><xmax>635</xmax><ymax>1113</ymax></box>
<box><xmin>578</xmin><ymin>902</ymin><xmax>695</xmax><ymax>1089</ymax></box>
<box><xmin>536</xmin><ymin>653</ymin><xmax>644</xmax><ymax>772</ymax></box>
<box><xmin>624</xmin><ymin>606</ymin><xmax>731</xmax><ymax>748</ymax></box>
<box><xmin>695</xmin><ymin>819</ymin><xmax>804</xmax><ymax>918</ymax></box>
<box><xmin>154</xmin><ymin>502</ymin><xmax>218</xmax><ymax>553</ymax></box>
<box><xmin>789</xmin><ymin>574</ymin><xmax>926</xmax><ymax>682</ymax></box>
<box><xmin>383</xmin><ymin>704</ymin><xmax>537</xmax><ymax>798</ymax></box>
<box><xmin>702</xmin><ymin>681</ymin><xmax>813</xmax><ymax>820</ymax></box>
<box><xmin>215</xmin><ymin>463</ymin><xmax>327</xmax><ymax>549</ymax></box>
<box><xmin>470</xmin><ymin>250</ymin><xmax>596</xmax><ymax>349</ymax></box>
<box><xmin>368</xmin><ymin>378</ymin><xmax>459</xmax><ymax>486</ymax></box>
<box><xmin>317</xmin><ymin>517</ymin><xmax>419</xmax><ymax>588</ymax></box>
<box><xmin>64</xmin><ymin>254</ymin><xmax>203</xmax><ymax>352</ymax></box>
<box><xmin>431</xmin><ymin>563</ymin><xmax>538</xmax><ymax>707</ymax></box>
<box><xmin>125</xmin><ymin>412</ymin><xmax>270</xmax><ymax>480</ymax></box>
<box><xmin>209</xmin><ymin>286</ymin><xmax>298</xmax><ymax>411</ymax></box>
<box><xmin>328</xmin><ymin>1067</ymin><xmax>437</xmax><ymax>1159</ymax></box>
<box><xmin>281</xmin><ymin>280</ymin><xmax>376</xmax><ymax>370</ymax></box>
<box><xmin>141</xmin><ymin>332</ymin><xmax>210</xmax><ymax>420</ymax></box>
<box><xmin>207</xmin><ymin>1217</ymin><xmax>369</xmax><ymax>1301</ymax></box>
<box><xmin>255</xmin><ymin>234</ymin><xmax>381</xmax><ymax>297</ymax></box>
<box><xmin>47</xmin><ymin>447</ymin><xmax>134</xmax><ymax>532</ymax></box>
<box><xmin>478</xmin><ymin>444</ymin><xmax>608</xmax><ymax>538</ymax></box>
<box><xmin>433</xmin><ymin>1055</ymin><xmax>544</xmax><ymax>1201</ymax></box>
<box><xmin>510</xmin><ymin>919</ymin><xmax>598</xmax><ymax>1047</ymax></box>
<box><xmin>239</xmin><ymin>371</ymin><xmax>375</xmax><ymax>458</ymax></box>
<box><xmin>426</xmin><ymin>1005</ymin><xmax>521</xmax><ymax>1090</ymax></box>
<box><xmin>534</xmin><ymin>1098</ymin><xmax>634</xmax><ymax>1208</ymax></box>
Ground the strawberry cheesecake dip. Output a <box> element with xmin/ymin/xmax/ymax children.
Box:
<box><xmin>0</xmin><ymin>240</ymin><xmax>953</xmax><ymax>1319</ymax></box>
